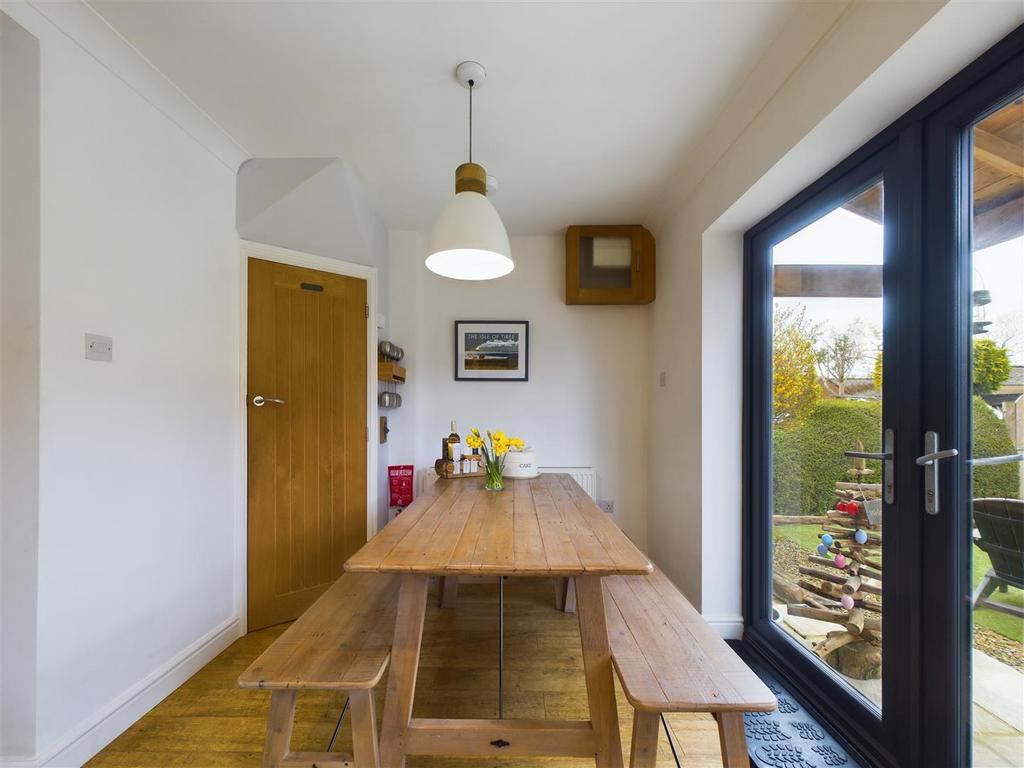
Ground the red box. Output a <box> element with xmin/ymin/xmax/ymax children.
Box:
<box><xmin>388</xmin><ymin>464</ymin><xmax>414</xmax><ymax>508</ymax></box>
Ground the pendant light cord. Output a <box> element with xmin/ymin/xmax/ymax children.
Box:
<box><xmin>468</xmin><ymin>80</ymin><xmax>474</xmax><ymax>163</ymax></box>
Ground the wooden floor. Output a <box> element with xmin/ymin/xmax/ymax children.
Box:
<box><xmin>87</xmin><ymin>579</ymin><xmax>729</xmax><ymax>767</ymax></box>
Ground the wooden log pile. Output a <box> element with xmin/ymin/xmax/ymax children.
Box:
<box><xmin>786</xmin><ymin>444</ymin><xmax>884</xmax><ymax>680</ymax></box>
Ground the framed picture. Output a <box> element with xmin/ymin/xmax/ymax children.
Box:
<box><xmin>454</xmin><ymin>321</ymin><xmax>529</xmax><ymax>381</ymax></box>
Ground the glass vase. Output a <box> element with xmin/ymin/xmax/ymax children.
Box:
<box><xmin>484</xmin><ymin>465</ymin><xmax>504</xmax><ymax>492</ymax></box>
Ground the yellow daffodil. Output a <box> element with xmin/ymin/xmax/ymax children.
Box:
<box><xmin>470</xmin><ymin>427</ymin><xmax>527</xmax><ymax>490</ymax></box>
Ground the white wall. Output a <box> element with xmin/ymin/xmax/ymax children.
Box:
<box><xmin>387</xmin><ymin>232</ymin><xmax>650</xmax><ymax>548</ymax></box>
<box><xmin>1</xmin><ymin>11</ymin><xmax>41</xmax><ymax>759</ymax></box>
<box><xmin>0</xmin><ymin>2</ymin><xmax>243</xmax><ymax>764</ymax></box>
<box><xmin>648</xmin><ymin>0</ymin><xmax>1023</xmax><ymax>636</ymax></box>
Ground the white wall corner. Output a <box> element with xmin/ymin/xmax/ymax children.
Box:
<box><xmin>38</xmin><ymin>617</ymin><xmax>242</xmax><ymax>768</ymax></box>
<box><xmin>236</xmin><ymin>158</ymin><xmax>336</xmax><ymax>231</ymax></box>
<box><xmin>1</xmin><ymin>9</ymin><xmax>41</xmax><ymax>762</ymax></box>
<box><xmin>699</xmin><ymin>229</ymin><xmax>745</xmax><ymax>627</ymax></box>
<box><xmin>5</xmin><ymin>0</ymin><xmax>251</xmax><ymax>172</ymax></box>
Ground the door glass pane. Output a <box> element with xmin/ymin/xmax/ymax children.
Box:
<box><xmin>968</xmin><ymin>96</ymin><xmax>1024</xmax><ymax>768</ymax></box>
<box><xmin>770</xmin><ymin>180</ymin><xmax>885</xmax><ymax>711</ymax></box>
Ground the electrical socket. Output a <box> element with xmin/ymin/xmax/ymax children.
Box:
<box><xmin>597</xmin><ymin>499</ymin><xmax>614</xmax><ymax>515</ymax></box>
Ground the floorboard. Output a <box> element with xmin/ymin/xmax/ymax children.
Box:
<box><xmin>87</xmin><ymin>579</ymin><xmax>726</xmax><ymax>767</ymax></box>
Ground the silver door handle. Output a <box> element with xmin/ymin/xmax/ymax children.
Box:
<box><xmin>915</xmin><ymin>448</ymin><xmax>959</xmax><ymax>465</ymax></box>
<box><xmin>844</xmin><ymin>451</ymin><xmax>891</xmax><ymax>460</ymax></box>
<box><xmin>251</xmin><ymin>395</ymin><xmax>285</xmax><ymax>407</ymax></box>
<box><xmin>917</xmin><ymin>431</ymin><xmax>957</xmax><ymax>515</ymax></box>
<box><xmin>843</xmin><ymin>428</ymin><xmax>894</xmax><ymax>504</ymax></box>
<box><xmin>968</xmin><ymin>454</ymin><xmax>1023</xmax><ymax>467</ymax></box>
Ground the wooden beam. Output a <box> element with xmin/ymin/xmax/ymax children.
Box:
<box><xmin>974</xmin><ymin>193</ymin><xmax>1024</xmax><ymax>251</ymax></box>
<box><xmin>404</xmin><ymin>718</ymin><xmax>596</xmax><ymax>757</ymax></box>
<box><xmin>975</xmin><ymin>129</ymin><xmax>1024</xmax><ymax>177</ymax></box>
<box><xmin>773</xmin><ymin>264</ymin><xmax>881</xmax><ymax>298</ymax></box>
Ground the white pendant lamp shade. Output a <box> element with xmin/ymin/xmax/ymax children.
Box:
<box><xmin>425</xmin><ymin>61</ymin><xmax>513</xmax><ymax>281</ymax></box>
<box><xmin>426</xmin><ymin>190</ymin><xmax>513</xmax><ymax>281</ymax></box>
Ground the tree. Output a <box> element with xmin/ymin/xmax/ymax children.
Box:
<box><xmin>973</xmin><ymin>338</ymin><xmax>1011</xmax><ymax>395</ymax></box>
<box><xmin>872</xmin><ymin>351</ymin><xmax>883</xmax><ymax>391</ymax></box>
<box><xmin>988</xmin><ymin>311</ymin><xmax>1024</xmax><ymax>364</ymax></box>
<box><xmin>817</xmin><ymin>323</ymin><xmax>868</xmax><ymax>396</ymax></box>
<box><xmin>773</xmin><ymin>305</ymin><xmax>821</xmax><ymax>422</ymax></box>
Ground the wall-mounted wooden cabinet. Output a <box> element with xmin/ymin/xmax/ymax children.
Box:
<box><xmin>565</xmin><ymin>225</ymin><xmax>655</xmax><ymax>305</ymax></box>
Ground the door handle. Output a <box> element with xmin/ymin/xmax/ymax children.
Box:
<box><xmin>916</xmin><ymin>431</ymin><xmax>957</xmax><ymax>515</ymax></box>
<box><xmin>843</xmin><ymin>428</ymin><xmax>894</xmax><ymax>504</ymax></box>
<box><xmin>967</xmin><ymin>454</ymin><xmax>1023</xmax><ymax>467</ymax></box>
<box><xmin>251</xmin><ymin>395</ymin><xmax>285</xmax><ymax>407</ymax></box>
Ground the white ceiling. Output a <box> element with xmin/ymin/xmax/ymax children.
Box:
<box><xmin>90</xmin><ymin>1</ymin><xmax>800</xmax><ymax>234</ymax></box>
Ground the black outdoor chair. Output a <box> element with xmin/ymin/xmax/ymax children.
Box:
<box><xmin>972</xmin><ymin>498</ymin><xmax>1024</xmax><ymax>619</ymax></box>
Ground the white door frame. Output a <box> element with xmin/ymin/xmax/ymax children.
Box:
<box><xmin>238</xmin><ymin>239</ymin><xmax>379</xmax><ymax>631</ymax></box>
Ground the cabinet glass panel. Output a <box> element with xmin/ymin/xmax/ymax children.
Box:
<box><xmin>578</xmin><ymin>236</ymin><xmax>632</xmax><ymax>289</ymax></box>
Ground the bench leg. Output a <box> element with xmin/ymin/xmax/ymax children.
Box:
<box><xmin>263</xmin><ymin>690</ymin><xmax>297</xmax><ymax>768</ymax></box>
<box><xmin>380</xmin><ymin>574</ymin><xmax>429</xmax><ymax>768</ymax></box>
<box><xmin>438</xmin><ymin>575</ymin><xmax>459</xmax><ymax>608</ymax></box>
<box><xmin>575</xmin><ymin>576</ymin><xmax>623</xmax><ymax>768</ymax></box>
<box><xmin>629</xmin><ymin>710</ymin><xmax>660</xmax><ymax>768</ymax></box>
<box><xmin>716</xmin><ymin>712</ymin><xmax>748</xmax><ymax>768</ymax></box>
<box><xmin>565</xmin><ymin>577</ymin><xmax>577</xmax><ymax>614</ymax></box>
<box><xmin>349</xmin><ymin>688</ymin><xmax>380</xmax><ymax>768</ymax></box>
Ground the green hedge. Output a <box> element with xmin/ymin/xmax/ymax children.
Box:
<box><xmin>772</xmin><ymin>396</ymin><xmax>1018</xmax><ymax>516</ymax></box>
<box><xmin>773</xmin><ymin>400</ymin><xmax>882</xmax><ymax>517</ymax></box>
<box><xmin>972</xmin><ymin>396</ymin><xmax>1020</xmax><ymax>500</ymax></box>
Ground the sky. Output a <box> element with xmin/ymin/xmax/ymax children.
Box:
<box><xmin>772</xmin><ymin>205</ymin><xmax>1024</xmax><ymax>374</ymax></box>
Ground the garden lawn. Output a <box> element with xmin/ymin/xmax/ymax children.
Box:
<box><xmin>774</xmin><ymin>523</ymin><xmax>1024</xmax><ymax>644</ymax></box>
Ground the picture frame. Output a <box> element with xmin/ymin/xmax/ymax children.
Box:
<box><xmin>454</xmin><ymin>320</ymin><xmax>530</xmax><ymax>381</ymax></box>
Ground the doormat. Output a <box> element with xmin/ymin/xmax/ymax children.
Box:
<box><xmin>729</xmin><ymin>649</ymin><xmax>863</xmax><ymax>768</ymax></box>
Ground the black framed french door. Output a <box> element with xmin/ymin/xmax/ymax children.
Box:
<box><xmin>743</xmin><ymin>24</ymin><xmax>1023</xmax><ymax>768</ymax></box>
<box><xmin>745</xmin><ymin>137</ymin><xmax>925</xmax><ymax>767</ymax></box>
<box><xmin>920</xmin><ymin>56</ymin><xmax>1024</xmax><ymax>768</ymax></box>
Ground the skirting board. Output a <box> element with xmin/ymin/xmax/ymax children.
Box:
<box><xmin>704</xmin><ymin>614</ymin><xmax>744</xmax><ymax>640</ymax></box>
<box><xmin>31</xmin><ymin>615</ymin><xmax>242</xmax><ymax>768</ymax></box>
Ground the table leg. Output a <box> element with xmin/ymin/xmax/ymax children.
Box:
<box><xmin>575</xmin><ymin>576</ymin><xmax>624</xmax><ymax>768</ymax></box>
<box><xmin>379</xmin><ymin>574</ymin><xmax>429</xmax><ymax>768</ymax></box>
<box><xmin>498</xmin><ymin>575</ymin><xmax>505</xmax><ymax>720</ymax></box>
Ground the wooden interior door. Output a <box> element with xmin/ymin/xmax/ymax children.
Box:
<box><xmin>247</xmin><ymin>257</ymin><xmax>367</xmax><ymax>631</ymax></box>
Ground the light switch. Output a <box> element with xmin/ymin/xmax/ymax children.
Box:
<box><xmin>85</xmin><ymin>333</ymin><xmax>112</xmax><ymax>362</ymax></box>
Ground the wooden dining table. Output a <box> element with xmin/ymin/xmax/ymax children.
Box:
<box><xmin>345</xmin><ymin>472</ymin><xmax>653</xmax><ymax>768</ymax></box>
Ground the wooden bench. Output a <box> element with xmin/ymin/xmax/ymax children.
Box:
<box><xmin>238</xmin><ymin>572</ymin><xmax>400</xmax><ymax>768</ymax></box>
<box><xmin>603</xmin><ymin>568</ymin><xmax>777</xmax><ymax>768</ymax></box>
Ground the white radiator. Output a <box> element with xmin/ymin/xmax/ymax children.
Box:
<box><xmin>415</xmin><ymin>466</ymin><xmax>598</xmax><ymax>500</ymax></box>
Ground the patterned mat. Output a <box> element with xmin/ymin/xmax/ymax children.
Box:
<box><xmin>734</xmin><ymin>653</ymin><xmax>863</xmax><ymax>768</ymax></box>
